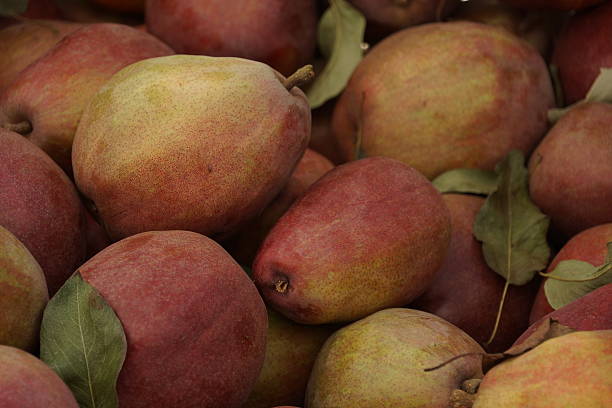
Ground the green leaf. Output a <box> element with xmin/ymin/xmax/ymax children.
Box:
<box><xmin>544</xmin><ymin>244</ymin><xmax>612</xmax><ymax>310</ymax></box>
<box><xmin>473</xmin><ymin>150</ymin><xmax>551</xmax><ymax>285</ymax></box>
<box><xmin>307</xmin><ymin>0</ymin><xmax>366</xmax><ymax>109</ymax></box>
<box><xmin>432</xmin><ymin>168</ymin><xmax>498</xmax><ymax>195</ymax></box>
<box><xmin>0</xmin><ymin>0</ymin><xmax>28</xmax><ymax>16</ymax></box>
<box><xmin>548</xmin><ymin>68</ymin><xmax>612</xmax><ymax>123</ymax></box>
<box><xmin>40</xmin><ymin>272</ymin><xmax>126</xmax><ymax>408</ymax></box>
<box><xmin>317</xmin><ymin>7</ymin><xmax>335</xmax><ymax>60</ymax></box>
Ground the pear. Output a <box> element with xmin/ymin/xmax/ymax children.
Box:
<box><xmin>473</xmin><ymin>330</ymin><xmax>612</xmax><ymax>407</ymax></box>
<box><xmin>145</xmin><ymin>0</ymin><xmax>317</xmax><ymax>76</ymax></box>
<box><xmin>528</xmin><ymin>102</ymin><xmax>612</xmax><ymax>238</ymax></box>
<box><xmin>73</xmin><ymin>56</ymin><xmax>311</xmax><ymax>241</ymax></box>
<box><xmin>0</xmin><ymin>128</ymin><xmax>87</xmax><ymax>295</ymax></box>
<box><xmin>0</xmin><ymin>345</ymin><xmax>78</xmax><ymax>408</ymax></box>
<box><xmin>349</xmin><ymin>0</ymin><xmax>459</xmax><ymax>32</ymax></box>
<box><xmin>306</xmin><ymin>308</ymin><xmax>484</xmax><ymax>408</ymax></box>
<box><xmin>244</xmin><ymin>309</ymin><xmax>336</xmax><ymax>408</ymax></box>
<box><xmin>253</xmin><ymin>157</ymin><xmax>450</xmax><ymax>324</ymax></box>
<box><xmin>0</xmin><ymin>226</ymin><xmax>48</xmax><ymax>351</ymax></box>
<box><xmin>0</xmin><ymin>19</ymin><xmax>81</xmax><ymax>90</ymax></box>
<box><xmin>332</xmin><ymin>21</ymin><xmax>554</xmax><ymax>179</ymax></box>
<box><xmin>79</xmin><ymin>230</ymin><xmax>268</xmax><ymax>408</ymax></box>
<box><xmin>552</xmin><ymin>1</ymin><xmax>612</xmax><ymax>104</ymax></box>
<box><xmin>529</xmin><ymin>223</ymin><xmax>612</xmax><ymax>323</ymax></box>
<box><xmin>224</xmin><ymin>148</ymin><xmax>334</xmax><ymax>266</ymax></box>
<box><xmin>0</xmin><ymin>23</ymin><xmax>173</xmax><ymax>174</ymax></box>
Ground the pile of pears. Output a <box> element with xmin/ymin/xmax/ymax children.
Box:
<box><xmin>1</xmin><ymin>0</ymin><xmax>611</xmax><ymax>408</ymax></box>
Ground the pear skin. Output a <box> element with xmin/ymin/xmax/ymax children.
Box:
<box><xmin>254</xmin><ymin>157</ymin><xmax>451</xmax><ymax>324</ymax></box>
<box><xmin>306</xmin><ymin>308</ymin><xmax>484</xmax><ymax>408</ymax></box>
<box><xmin>332</xmin><ymin>21</ymin><xmax>554</xmax><ymax>179</ymax></box>
<box><xmin>0</xmin><ymin>23</ymin><xmax>173</xmax><ymax>174</ymax></box>
<box><xmin>244</xmin><ymin>309</ymin><xmax>336</xmax><ymax>408</ymax></box>
<box><xmin>0</xmin><ymin>226</ymin><xmax>48</xmax><ymax>351</ymax></box>
<box><xmin>473</xmin><ymin>331</ymin><xmax>612</xmax><ymax>407</ymax></box>
<box><xmin>73</xmin><ymin>55</ymin><xmax>311</xmax><ymax>241</ymax></box>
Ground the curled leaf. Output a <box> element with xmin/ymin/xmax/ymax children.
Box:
<box><xmin>424</xmin><ymin>319</ymin><xmax>574</xmax><ymax>374</ymax></box>
<box><xmin>432</xmin><ymin>168</ymin><xmax>498</xmax><ymax>195</ymax></box>
<box><xmin>543</xmin><ymin>244</ymin><xmax>612</xmax><ymax>309</ymax></box>
<box><xmin>0</xmin><ymin>0</ymin><xmax>28</xmax><ymax>16</ymax></box>
<box><xmin>40</xmin><ymin>272</ymin><xmax>127</xmax><ymax>408</ymax></box>
<box><xmin>548</xmin><ymin>68</ymin><xmax>612</xmax><ymax>123</ymax></box>
<box><xmin>307</xmin><ymin>0</ymin><xmax>366</xmax><ymax>109</ymax></box>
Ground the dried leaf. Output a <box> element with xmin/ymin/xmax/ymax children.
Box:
<box><xmin>543</xmin><ymin>247</ymin><xmax>612</xmax><ymax>310</ymax></box>
<box><xmin>473</xmin><ymin>150</ymin><xmax>551</xmax><ymax>285</ymax></box>
<box><xmin>40</xmin><ymin>272</ymin><xmax>126</xmax><ymax>408</ymax></box>
<box><xmin>0</xmin><ymin>0</ymin><xmax>28</xmax><ymax>16</ymax></box>
<box><xmin>424</xmin><ymin>319</ymin><xmax>574</xmax><ymax>374</ymax></box>
<box><xmin>432</xmin><ymin>168</ymin><xmax>498</xmax><ymax>195</ymax></box>
<box><xmin>548</xmin><ymin>68</ymin><xmax>612</xmax><ymax>123</ymax></box>
<box><xmin>307</xmin><ymin>0</ymin><xmax>366</xmax><ymax>109</ymax></box>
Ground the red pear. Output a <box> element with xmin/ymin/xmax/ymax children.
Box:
<box><xmin>411</xmin><ymin>194</ymin><xmax>539</xmax><ymax>352</ymax></box>
<box><xmin>0</xmin><ymin>345</ymin><xmax>78</xmax><ymax>408</ymax></box>
<box><xmin>473</xmin><ymin>330</ymin><xmax>612</xmax><ymax>407</ymax></box>
<box><xmin>348</xmin><ymin>0</ymin><xmax>459</xmax><ymax>32</ymax></box>
<box><xmin>254</xmin><ymin>157</ymin><xmax>451</xmax><ymax>324</ymax></box>
<box><xmin>79</xmin><ymin>230</ymin><xmax>268</xmax><ymax>408</ymax></box>
<box><xmin>0</xmin><ymin>19</ymin><xmax>81</xmax><ymax>90</ymax></box>
<box><xmin>528</xmin><ymin>103</ymin><xmax>612</xmax><ymax>238</ymax></box>
<box><xmin>145</xmin><ymin>0</ymin><xmax>317</xmax><ymax>76</ymax></box>
<box><xmin>0</xmin><ymin>129</ymin><xmax>87</xmax><ymax>295</ymax></box>
<box><xmin>551</xmin><ymin>0</ymin><xmax>612</xmax><ymax>104</ymax></box>
<box><xmin>529</xmin><ymin>223</ymin><xmax>612</xmax><ymax>323</ymax></box>
<box><xmin>225</xmin><ymin>148</ymin><xmax>333</xmax><ymax>266</ymax></box>
<box><xmin>332</xmin><ymin>21</ymin><xmax>554</xmax><ymax>179</ymax></box>
<box><xmin>0</xmin><ymin>23</ymin><xmax>173</xmax><ymax>174</ymax></box>
<box><xmin>500</xmin><ymin>0</ymin><xmax>605</xmax><ymax>11</ymax></box>
<box><xmin>516</xmin><ymin>284</ymin><xmax>612</xmax><ymax>346</ymax></box>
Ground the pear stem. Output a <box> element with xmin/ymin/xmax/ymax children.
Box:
<box><xmin>3</xmin><ymin>120</ymin><xmax>32</xmax><ymax>135</ymax></box>
<box><xmin>283</xmin><ymin>65</ymin><xmax>315</xmax><ymax>91</ymax></box>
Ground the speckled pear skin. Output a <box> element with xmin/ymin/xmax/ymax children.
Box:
<box><xmin>0</xmin><ymin>226</ymin><xmax>48</xmax><ymax>352</ymax></box>
<box><xmin>0</xmin><ymin>19</ymin><xmax>82</xmax><ymax>90</ymax></box>
<box><xmin>0</xmin><ymin>345</ymin><xmax>79</xmax><ymax>408</ymax></box>
<box><xmin>516</xmin><ymin>284</ymin><xmax>612</xmax><ymax>347</ymax></box>
<box><xmin>473</xmin><ymin>330</ymin><xmax>612</xmax><ymax>408</ymax></box>
<box><xmin>145</xmin><ymin>0</ymin><xmax>317</xmax><ymax>76</ymax></box>
<box><xmin>306</xmin><ymin>308</ymin><xmax>484</xmax><ymax>408</ymax></box>
<box><xmin>528</xmin><ymin>103</ymin><xmax>612</xmax><ymax>239</ymax></box>
<box><xmin>0</xmin><ymin>23</ymin><xmax>173</xmax><ymax>174</ymax></box>
<box><xmin>253</xmin><ymin>157</ymin><xmax>451</xmax><ymax>325</ymax></box>
<box><xmin>349</xmin><ymin>0</ymin><xmax>459</xmax><ymax>31</ymax></box>
<box><xmin>332</xmin><ymin>21</ymin><xmax>554</xmax><ymax>179</ymax></box>
<box><xmin>224</xmin><ymin>148</ymin><xmax>334</xmax><ymax>266</ymax></box>
<box><xmin>78</xmin><ymin>230</ymin><xmax>268</xmax><ymax>408</ymax></box>
<box><xmin>529</xmin><ymin>223</ymin><xmax>612</xmax><ymax>324</ymax></box>
<box><xmin>244</xmin><ymin>309</ymin><xmax>336</xmax><ymax>408</ymax></box>
<box><xmin>500</xmin><ymin>0</ymin><xmax>605</xmax><ymax>10</ymax></box>
<box><xmin>0</xmin><ymin>129</ymin><xmax>87</xmax><ymax>296</ymax></box>
<box><xmin>73</xmin><ymin>55</ymin><xmax>311</xmax><ymax>242</ymax></box>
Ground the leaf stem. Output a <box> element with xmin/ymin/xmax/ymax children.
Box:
<box><xmin>486</xmin><ymin>279</ymin><xmax>510</xmax><ymax>345</ymax></box>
